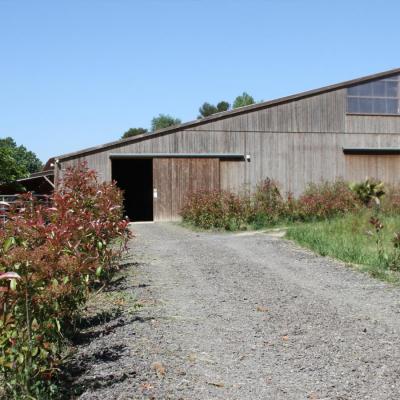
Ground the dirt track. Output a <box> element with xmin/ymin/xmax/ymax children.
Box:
<box><xmin>70</xmin><ymin>223</ymin><xmax>400</xmax><ymax>400</ymax></box>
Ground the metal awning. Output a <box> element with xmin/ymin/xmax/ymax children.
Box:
<box><xmin>16</xmin><ymin>170</ymin><xmax>55</xmax><ymax>189</ymax></box>
<box><xmin>343</xmin><ymin>148</ymin><xmax>400</xmax><ymax>155</ymax></box>
<box><xmin>109</xmin><ymin>153</ymin><xmax>245</xmax><ymax>160</ymax></box>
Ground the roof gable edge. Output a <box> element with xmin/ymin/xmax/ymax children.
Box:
<box><xmin>56</xmin><ymin>67</ymin><xmax>400</xmax><ymax>162</ymax></box>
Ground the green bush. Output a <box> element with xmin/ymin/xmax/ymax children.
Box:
<box><xmin>0</xmin><ymin>165</ymin><xmax>131</xmax><ymax>399</ymax></box>
<box><xmin>380</xmin><ymin>184</ymin><xmax>400</xmax><ymax>214</ymax></box>
<box><xmin>181</xmin><ymin>179</ymin><xmax>362</xmax><ymax>230</ymax></box>
<box><xmin>295</xmin><ymin>180</ymin><xmax>360</xmax><ymax>221</ymax></box>
<box><xmin>248</xmin><ymin>178</ymin><xmax>287</xmax><ymax>226</ymax></box>
<box><xmin>349</xmin><ymin>178</ymin><xmax>385</xmax><ymax>207</ymax></box>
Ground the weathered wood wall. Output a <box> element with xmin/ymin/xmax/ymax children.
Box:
<box><xmin>345</xmin><ymin>155</ymin><xmax>400</xmax><ymax>184</ymax></box>
<box><xmin>57</xmin><ymin>87</ymin><xmax>400</xmax><ymax>207</ymax></box>
<box><xmin>153</xmin><ymin>158</ymin><xmax>220</xmax><ymax>221</ymax></box>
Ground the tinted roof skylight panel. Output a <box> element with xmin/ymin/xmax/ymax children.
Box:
<box><xmin>357</xmin><ymin>82</ymin><xmax>373</xmax><ymax>96</ymax></box>
<box><xmin>347</xmin><ymin>85</ymin><xmax>359</xmax><ymax>96</ymax></box>
<box><xmin>359</xmin><ymin>98</ymin><xmax>374</xmax><ymax>113</ymax></box>
<box><xmin>386</xmin><ymin>80</ymin><xmax>398</xmax><ymax>97</ymax></box>
<box><xmin>372</xmin><ymin>98</ymin><xmax>386</xmax><ymax>113</ymax></box>
<box><xmin>372</xmin><ymin>81</ymin><xmax>385</xmax><ymax>97</ymax></box>
<box><xmin>386</xmin><ymin>99</ymin><xmax>398</xmax><ymax>114</ymax></box>
<box><xmin>347</xmin><ymin>97</ymin><xmax>359</xmax><ymax>113</ymax></box>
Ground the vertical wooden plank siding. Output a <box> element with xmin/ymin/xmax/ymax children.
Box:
<box><xmin>346</xmin><ymin>115</ymin><xmax>400</xmax><ymax>134</ymax></box>
<box><xmin>153</xmin><ymin>158</ymin><xmax>220</xmax><ymax>221</ymax></box>
<box><xmin>171</xmin><ymin>159</ymin><xmax>191</xmax><ymax>218</ymax></box>
<box><xmin>220</xmin><ymin>160</ymin><xmax>247</xmax><ymax>193</ymax></box>
<box><xmin>345</xmin><ymin>155</ymin><xmax>400</xmax><ymax>185</ymax></box>
<box><xmin>153</xmin><ymin>158</ymin><xmax>172</xmax><ymax>221</ymax></box>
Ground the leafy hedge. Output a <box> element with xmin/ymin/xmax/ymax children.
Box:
<box><xmin>0</xmin><ymin>165</ymin><xmax>130</xmax><ymax>399</ymax></box>
<box><xmin>181</xmin><ymin>178</ymin><xmax>361</xmax><ymax>230</ymax></box>
<box><xmin>295</xmin><ymin>180</ymin><xmax>359</xmax><ymax>221</ymax></box>
<box><xmin>180</xmin><ymin>190</ymin><xmax>250</xmax><ymax>230</ymax></box>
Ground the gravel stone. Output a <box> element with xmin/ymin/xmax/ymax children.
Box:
<box><xmin>68</xmin><ymin>223</ymin><xmax>400</xmax><ymax>399</ymax></box>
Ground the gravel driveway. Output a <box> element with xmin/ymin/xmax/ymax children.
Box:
<box><xmin>71</xmin><ymin>223</ymin><xmax>400</xmax><ymax>400</ymax></box>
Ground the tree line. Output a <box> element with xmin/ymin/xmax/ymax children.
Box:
<box><xmin>0</xmin><ymin>137</ymin><xmax>42</xmax><ymax>185</ymax></box>
<box><xmin>122</xmin><ymin>92</ymin><xmax>256</xmax><ymax>139</ymax></box>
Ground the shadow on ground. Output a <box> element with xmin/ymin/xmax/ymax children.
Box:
<box><xmin>58</xmin><ymin>257</ymin><xmax>152</xmax><ymax>399</ymax></box>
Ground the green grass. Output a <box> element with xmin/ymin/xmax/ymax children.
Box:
<box><xmin>285</xmin><ymin>211</ymin><xmax>400</xmax><ymax>284</ymax></box>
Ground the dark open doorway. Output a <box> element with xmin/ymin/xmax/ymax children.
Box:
<box><xmin>112</xmin><ymin>158</ymin><xmax>153</xmax><ymax>221</ymax></box>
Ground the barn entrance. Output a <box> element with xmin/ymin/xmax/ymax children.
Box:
<box><xmin>112</xmin><ymin>158</ymin><xmax>153</xmax><ymax>221</ymax></box>
<box><xmin>110</xmin><ymin>154</ymin><xmax>240</xmax><ymax>222</ymax></box>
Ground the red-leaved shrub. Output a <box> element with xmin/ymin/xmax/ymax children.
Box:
<box><xmin>295</xmin><ymin>180</ymin><xmax>360</xmax><ymax>221</ymax></box>
<box><xmin>0</xmin><ymin>164</ymin><xmax>130</xmax><ymax>398</ymax></box>
<box><xmin>248</xmin><ymin>178</ymin><xmax>287</xmax><ymax>226</ymax></box>
<box><xmin>181</xmin><ymin>179</ymin><xmax>362</xmax><ymax>229</ymax></box>
<box><xmin>381</xmin><ymin>184</ymin><xmax>400</xmax><ymax>214</ymax></box>
<box><xmin>180</xmin><ymin>190</ymin><xmax>250</xmax><ymax>230</ymax></box>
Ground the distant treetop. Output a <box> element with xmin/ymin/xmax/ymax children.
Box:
<box><xmin>233</xmin><ymin>92</ymin><xmax>255</xmax><ymax>109</ymax></box>
<box><xmin>151</xmin><ymin>114</ymin><xmax>182</xmax><ymax>131</ymax></box>
<box><xmin>122</xmin><ymin>127</ymin><xmax>148</xmax><ymax>139</ymax></box>
<box><xmin>198</xmin><ymin>101</ymin><xmax>230</xmax><ymax>119</ymax></box>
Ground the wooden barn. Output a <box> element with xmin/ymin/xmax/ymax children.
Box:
<box><xmin>54</xmin><ymin>68</ymin><xmax>400</xmax><ymax>221</ymax></box>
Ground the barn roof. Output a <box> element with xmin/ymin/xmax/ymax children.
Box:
<box><xmin>56</xmin><ymin>67</ymin><xmax>400</xmax><ymax>162</ymax></box>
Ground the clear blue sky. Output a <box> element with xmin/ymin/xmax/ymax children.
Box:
<box><xmin>1</xmin><ymin>0</ymin><xmax>399</xmax><ymax>162</ymax></box>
